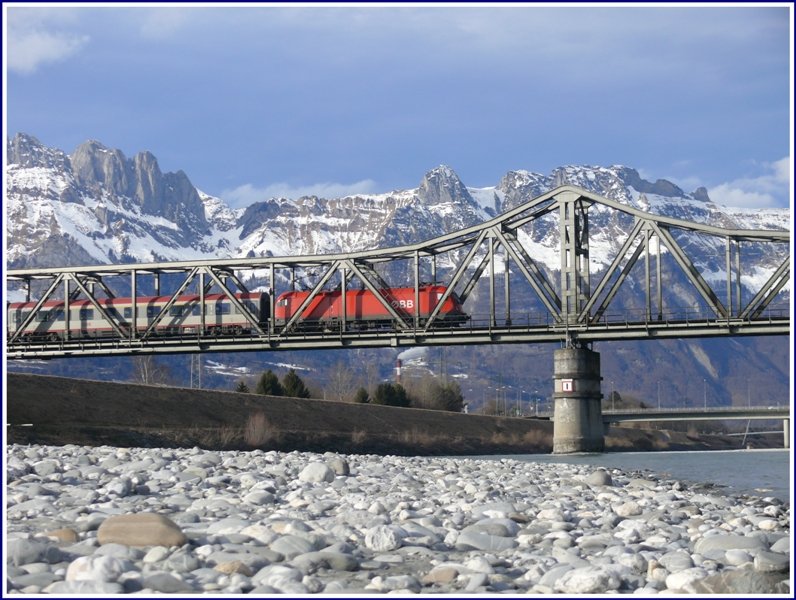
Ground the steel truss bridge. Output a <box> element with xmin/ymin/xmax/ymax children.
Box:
<box><xmin>6</xmin><ymin>185</ymin><xmax>791</xmax><ymax>359</ymax></box>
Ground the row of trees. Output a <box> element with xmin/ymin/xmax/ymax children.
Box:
<box><xmin>236</xmin><ymin>370</ymin><xmax>464</xmax><ymax>412</ymax></box>
<box><xmin>236</xmin><ymin>369</ymin><xmax>311</xmax><ymax>399</ymax></box>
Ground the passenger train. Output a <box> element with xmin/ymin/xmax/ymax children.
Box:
<box><xmin>7</xmin><ymin>285</ymin><xmax>467</xmax><ymax>340</ymax></box>
<box><xmin>6</xmin><ymin>293</ymin><xmax>269</xmax><ymax>341</ymax></box>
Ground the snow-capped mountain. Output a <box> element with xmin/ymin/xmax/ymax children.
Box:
<box><xmin>5</xmin><ymin>133</ymin><xmax>788</xmax><ymax>274</ymax></box>
<box><xmin>5</xmin><ymin>134</ymin><xmax>790</xmax><ymax>411</ymax></box>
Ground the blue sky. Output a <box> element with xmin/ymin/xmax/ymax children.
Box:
<box><xmin>4</xmin><ymin>3</ymin><xmax>792</xmax><ymax>209</ymax></box>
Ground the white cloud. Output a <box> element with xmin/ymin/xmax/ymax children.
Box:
<box><xmin>222</xmin><ymin>179</ymin><xmax>379</xmax><ymax>208</ymax></box>
<box><xmin>7</xmin><ymin>9</ymin><xmax>89</xmax><ymax>74</ymax></box>
<box><xmin>708</xmin><ymin>157</ymin><xmax>790</xmax><ymax>208</ymax></box>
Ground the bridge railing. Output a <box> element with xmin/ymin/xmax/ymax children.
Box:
<box><xmin>453</xmin><ymin>304</ymin><xmax>790</xmax><ymax>331</ymax></box>
<box><xmin>602</xmin><ymin>405</ymin><xmax>788</xmax><ymax>414</ymax></box>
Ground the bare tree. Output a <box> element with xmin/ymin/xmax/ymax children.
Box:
<box><xmin>132</xmin><ymin>355</ymin><xmax>171</xmax><ymax>385</ymax></box>
<box><xmin>326</xmin><ymin>361</ymin><xmax>355</xmax><ymax>402</ymax></box>
<box><xmin>352</xmin><ymin>351</ymin><xmax>380</xmax><ymax>395</ymax></box>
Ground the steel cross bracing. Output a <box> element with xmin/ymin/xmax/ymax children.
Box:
<box><xmin>6</xmin><ymin>185</ymin><xmax>790</xmax><ymax>359</ymax></box>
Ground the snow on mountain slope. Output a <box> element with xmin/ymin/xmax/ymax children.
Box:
<box><xmin>5</xmin><ymin>134</ymin><xmax>788</xmax><ymax>289</ymax></box>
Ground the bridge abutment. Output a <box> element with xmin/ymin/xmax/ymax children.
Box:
<box><xmin>552</xmin><ymin>347</ymin><xmax>604</xmax><ymax>454</ymax></box>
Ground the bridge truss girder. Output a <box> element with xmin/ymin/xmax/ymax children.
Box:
<box><xmin>6</xmin><ymin>185</ymin><xmax>790</xmax><ymax>359</ymax></box>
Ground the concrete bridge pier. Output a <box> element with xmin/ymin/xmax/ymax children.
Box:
<box><xmin>553</xmin><ymin>347</ymin><xmax>604</xmax><ymax>454</ymax></box>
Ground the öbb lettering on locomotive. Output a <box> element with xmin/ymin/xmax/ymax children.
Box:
<box><xmin>7</xmin><ymin>285</ymin><xmax>467</xmax><ymax>340</ymax></box>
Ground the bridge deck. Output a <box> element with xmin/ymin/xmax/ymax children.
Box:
<box><xmin>6</xmin><ymin>316</ymin><xmax>790</xmax><ymax>359</ymax></box>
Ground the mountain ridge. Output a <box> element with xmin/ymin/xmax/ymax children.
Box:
<box><xmin>5</xmin><ymin>133</ymin><xmax>788</xmax><ymax>272</ymax></box>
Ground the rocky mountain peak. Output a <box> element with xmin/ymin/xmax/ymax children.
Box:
<box><xmin>239</xmin><ymin>198</ymin><xmax>299</xmax><ymax>239</ymax></box>
<box><xmin>71</xmin><ymin>139</ymin><xmax>131</xmax><ymax>196</ymax></box>
<box><xmin>615</xmin><ymin>166</ymin><xmax>686</xmax><ymax>198</ymax></box>
<box><xmin>692</xmin><ymin>186</ymin><xmax>711</xmax><ymax>202</ymax></box>
<box><xmin>7</xmin><ymin>133</ymin><xmax>71</xmax><ymax>171</ymax></box>
<box><xmin>417</xmin><ymin>164</ymin><xmax>475</xmax><ymax>207</ymax></box>
<box><xmin>68</xmin><ymin>139</ymin><xmax>208</xmax><ymax>233</ymax></box>
<box><xmin>497</xmin><ymin>170</ymin><xmax>549</xmax><ymax>211</ymax></box>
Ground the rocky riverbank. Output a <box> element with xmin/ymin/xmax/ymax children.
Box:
<box><xmin>6</xmin><ymin>444</ymin><xmax>790</xmax><ymax>595</ymax></box>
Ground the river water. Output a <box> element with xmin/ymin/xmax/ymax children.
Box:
<box><xmin>476</xmin><ymin>449</ymin><xmax>792</xmax><ymax>503</ymax></box>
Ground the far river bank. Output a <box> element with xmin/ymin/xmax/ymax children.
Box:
<box><xmin>6</xmin><ymin>373</ymin><xmax>782</xmax><ymax>456</ymax></box>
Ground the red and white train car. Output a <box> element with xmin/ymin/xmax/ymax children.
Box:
<box><xmin>7</xmin><ymin>292</ymin><xmax>268</xmax><ymax>341</ymax></box>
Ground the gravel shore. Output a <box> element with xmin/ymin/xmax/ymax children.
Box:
<box><xmin>5</xmin><ymin>444</ymin><xmax>791</xmax><ymax>595</ymax></box>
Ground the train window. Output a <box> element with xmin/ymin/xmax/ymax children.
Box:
<box><xmin>244</xmin><ymin>301</ymin><xmax>257</xmax><ymax>313</ymax></box>
<box><xmin>52</xmin><ymin>309</ymin><xmax>65</xmax><ymax>321</ymax></box>
<box><xmin>191</xmin><ymin>305</ymin><xmax>201</xmax><ymax>316</ymax></box>
<box><xmin>36</xmin><ymin>311</ymin><xmax>50</xmax><ymax>322</ymax></box>
<box><xmin>215</xmin><ymin>303</ymin><xmax>230</xmax><ymax>315</ymax></box>
<box><xmin>79</xmin><ymin>308</ymin><xmax>94</xmax><ymax>320</ymax></box>
<box><xmin>278</xmin><ymin>299</ymin><xmax>289</xmax><ymax>307</ymax></box>
<box><xmin>124</xmin><ymin>307</ymin><xmax>133</xmax><ymax>319</ymax></box>
<box><xmin>146</xmin><ymin>306</ymin><xmax>158</xmax><ymax>318</ymax></box>
<box><xmin>169</xmin><ymin>306</ymin><xmax>185</xmax><ymax>317</ymax></box>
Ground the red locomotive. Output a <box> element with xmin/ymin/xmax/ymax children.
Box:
<box><xmin>273</xmin><ymin>284</ymin><xmax>467</xmax><ymax>331</ymax></box>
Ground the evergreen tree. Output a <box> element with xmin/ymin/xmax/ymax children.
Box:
<box><xmin>282</xmin><ymin>369</ymin><xmax>311</xmax><ymax>398</ymax></box>
<box><xmin>438</xmin><ymin>380</ymin><xmax>465</xmax><ymax>412</ymax></box>
<box><xmin>371</xmin><ymin>382</ymin><xmax>410</xmax><ymax>407</ymax></box>
<box><xmin>392</xmin><ymin>383</ymin><xmax>410</xmax><ymax>408</ymax></box>
<box><xmin>353</xmin><ymin>387</ymin><xmax>370</xmax><ymax>404</ymax></box>
<box><xmin>256</xmin><ymin>370</ymin><xmax>283</xmax><ymax>396</ymax></box>
<box><xmin>235</xmin><ymin>380</ymin><xmax>250</xmax><ymax>393</ymax></box>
